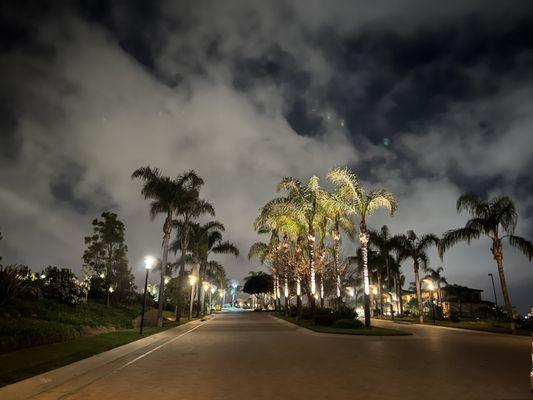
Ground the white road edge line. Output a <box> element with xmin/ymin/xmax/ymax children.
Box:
<box><xmin>115</xmin><ymin>317</ymin><xmax>212</xmax><ymax>372</ymax></box>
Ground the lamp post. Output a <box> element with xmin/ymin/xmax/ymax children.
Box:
<box><xmin>427</xmin><ymin>281</ymin><xmax>436</xmax><ymax>325</ymax></box>
<box><xmin>218</xmin><ymin>289</ymin><xmax>225</xmax><ymax>310</ymax></box>
<box><xmin>140</xmin><ymin>256</ymin><xmax>155</xmax><ymax>335</ymax></box>
<box><xmin>488</xmin><ymin>273</ymin><xmax>498</xmax><ymax>319</ymax></box>
<box><xmin>188</xmin><ymin>274</ymin><xmax>198</xmax><ymax>320</ymax></box>
<box><xmin>201</xmin><ymin>281</ymin><xmax>210</xmax><ymax>315</ymax></box>
<box><xmin>231</xmin><ymin>281</ymin><xmax>238</xmax><ymax>307</ymax></box>
<box><xmin>209</xmin><ymin>285</ymin><xmax>217</xmax><ymax>314</ymax></box>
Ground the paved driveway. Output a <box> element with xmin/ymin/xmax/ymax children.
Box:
<box><xmin>22</xmin><ymin>312</ymin><xmax>533</xmax><ymax>399</ymax></box>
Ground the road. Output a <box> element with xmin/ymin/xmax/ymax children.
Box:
<box><xmin>20</xmin><ymin>312</ymin><xmax>533</xmax><ymax>399</ymax></box>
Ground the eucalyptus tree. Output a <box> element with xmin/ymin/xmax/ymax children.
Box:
<box><xmin>396</xmin><ymin>230</ymin><xmax>439</xmax><ymax>323</ymax></box>
<box><xmin>173</xmin><ymin>193</ymin><xmax>214</xmax><ymax>320</ymax></box>
<box><xmin>327</xmin><ymin>167</ymin><xmax>397</xmax><ymax>328</ymax></box>
<box><xmin>424</xmin><ymin>266</ymin><xmax>447</xmax><ymax>305</ymax></box>
<box><xmin>439</xmin><ymin>193</ymin><xmax>533</xmax><ymax>327</ymax></box>
<box><xmin>132</xmin><ymin>167</ymin><xmax>203</xmax><ymax>327</ymax></box>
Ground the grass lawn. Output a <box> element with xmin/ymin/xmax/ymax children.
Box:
<box><xmin>0</xmin><ymin>322</ymin><xmax>180</xmax><ymax>387</ymax></box>
<box><xmin>276</xmin><ymin>315</ymin><xmax>411</xmax><ymax>336</ymax></box>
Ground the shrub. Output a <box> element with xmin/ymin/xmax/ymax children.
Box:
<box><xmin>0</xmin><ymin>265</ymin><xmax>33</xmax><ymax>306</ymax></box>
<box><xmin>314</xmin><ymin>309</ymin><xmax>335</xmax><ymax>326</ymax></box>
<box><xmin>40</xmin><ymin>266</ymin><xmax>88</xmax><ymax>306</ymax></box>
<box><xmin>332</xmin><ymin>318</ymin><xmax>364</xmax><ymax>329</ymax></box>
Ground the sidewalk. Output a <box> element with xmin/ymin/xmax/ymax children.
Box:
<box><xmin>0</xmin><ymin>316</ymin><xmax>212</xmax><ymax>400</ymax></box>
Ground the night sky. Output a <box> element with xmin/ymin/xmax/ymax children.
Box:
<box><xmin>1</xmin><ymin>1</ymin><xmax>532</xmax><ymax>312</ymax></box>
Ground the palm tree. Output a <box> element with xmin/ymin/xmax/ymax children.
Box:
<box><xmin>320</xmin><ymin>189</ymin><xmax>355</xmax><ymax>309</ymax></box>
<box><xmin>396</xmin><ymin>230</ymin><xmax>439</xmax><ymax>323</ymax></box>
<box><xmin>424</xmin><ymin>266</ymin><xmax>447</xmax><ymax>305</ymax></box>
<box><xmin>327</xmin><ymin>166</ymin><xmax>397</xmax><ymax>328</ymax></box>
<box><xmin>259</xmin><ymin>176</ymin><xmax>322</xmax><ymax>316</ymax></box>
<box><xmin>368</xmin><ymin>225</ymin><xmax>400</xmax><ymax>318</ymax></box>
<box><xmin>439</xmin><ymin>193</ymin><xmax>533</xmax><ymax>327</ymax></box>
<box><xmin>131</xmin><ymin>167</ymin><xmax>202</xmax><ymax>327</ymax></box>
<box><xmin>173</xmin><ymin>193</ymin><xmax>214</xmax><ymax>321</ymax></box>
<box><xmin>185</xmin><ymin>221</ymin><xmax>239</xmax><ymax>316</ymax></box>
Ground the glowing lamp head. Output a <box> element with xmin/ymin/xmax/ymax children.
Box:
<box><xmin>231</xmin><ymin>281</ymin><xmax>238</xmax><ymax>289</ymax></box>
<box><xmin>144</xmin><ymin>256</ymin><xmax>156</xmax><ymax>270</ymax></box>
<box><xmin>108</xmin><ymin>286</ymin><xmax>114</xmax><ymax>293</ymax></box>
<box><xmin>202</xmin><ymin>281</ymin><xmax>210</xmax><ymax>292</ymax></box>
<box><xmin>164</xmin><ymin>276</ymin><xmax>170</xmax><ymax>285</ymax></box>
<box><xmin>188</xmin><ymin>274</ymin><xmax>198</xmax><ymax>286</ymax></box>
<box><xmin>210</xmin><ymin>285</ymin><xmax>217</xmax><ymax>294</ymax></box>
<box><xmin>427</xmin><ymin>282</ymin><xmax>435</xmax><ymax>291</ymax></box>
<box><xmin>99</xmin><ymin>273</ymin><xmax>105</xmax><ymax>279</ymax></box>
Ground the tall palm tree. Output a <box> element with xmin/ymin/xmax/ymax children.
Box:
<box><xmin>131</xmin><ymin>167</ymin><xmax>202</xmax><ymax>327</ymax></box>
<box><xmin>173</xmin><ymin>194</ymin><xmax>214</xmax><ymax>321</ymax></box>
<box><xmin>177</xmin><ymin>221</ymin><xmax>239</xmax><ymax>317</ymax></box>
<box><xmin>260</xmin><ymin>176</ymin><xmax>322</xmax><ymax>316</ymax></box>
<box><xmin>396</xmin><ymin>230</ymin><xmax>439</xmax><ymax>323</ymax></box>
<box><xmin>327</xmin><ymin>166</ymin><xmax>397</xmax><ymax>328</ymax></box>
<box><xmin>320</xmin><ymin>189</ymin><xmax>355</xmax><ymax>309</ymax></box>
<box><xmin>368</xmin><ymin>225</ymin><xmax>400</xmax><ymax>317</ymax></box>
<box><xmin>424</xmin><ymin>266</ymin><xmax>447</xmax><ymax>305</ymax></box>
<box><xmin>439</xmin><ymin>193</ymin><xmax>533</xmax><ymax>327</ymax></box>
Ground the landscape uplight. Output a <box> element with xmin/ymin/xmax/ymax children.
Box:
<box><xmin>188</xmin><ymin>274</ymin><xmax>198</xmax><ymax>320</ymax></box>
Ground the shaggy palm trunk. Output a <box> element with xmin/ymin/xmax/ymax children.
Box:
<box><xmin>359</xmin><ymin>229</ymin><xmax>371</xmax><ymax>328</ymax></box>
<box><xmin>196</xmin><ymin>262</ymin><xmax>205</xmax><ymax>317</ymax></box>
<box><xmin>296</xmin><ymin>277</ymin><xmax>302</xmax><ymax>320</ymax></box>
<box><xmin>188</xmin><ymin>263</ymin><xmax>197</xmax><ymax>320</ymax></box>
<box><xmin>377</xmin><ymin>271</ymin><xmax>383</xmax><ymax>317</ymax></box>
<box><xmin>414</xmin><ymin>261</ymin><xmax>424</xmax><ymax>323</ymax></box>
<box><xmin>175</xmin><ymin>226</ymin><xmax>190</xmax><ymax>322</ymax></box>
<box><xmin>308</xmin><ymin>229</ymin><xmax>317</xmax><ymax>322</ymax></box>
<box><xmin>284</xmin><ymin>277</ymin><xmax>290</xmax><ymax>315</ymax></box>
<box><xmin>492</xmin><ymin>239</ymin><xmax>515</xmax><ymax>331</ymax></box>
<box><xmin>158</xmin><ymin>213</ymin><xmax>172</xmax><ymax>327</ymax></box>
<box><xmin>397</xmin><ymin>271</ymin><xmax>404</xmax><ymax>315</ymax></box>
<box><xmin>333</xmin><ymin>221</ymin><xmax>342</xmax><ymax>310</ymax></box>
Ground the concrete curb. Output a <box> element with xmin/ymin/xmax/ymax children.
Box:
<box><xmin>0</xmin><ymin>315</ymin><xmax>214</xmax><ymax>400</ymax></box>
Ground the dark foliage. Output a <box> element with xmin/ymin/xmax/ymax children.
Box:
<box><xmin>332</xmin><ymin>318</ymin><xmax>365</xmax><ymax>329</ymax></box>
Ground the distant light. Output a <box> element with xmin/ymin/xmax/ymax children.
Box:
<box><xmin>108</xmin><ymin>287</ymin><xmax>114</xmax><ymax>293</ymax></box>
<box><xmin>210</xmin><ymin>285</ymin><xmax>217</xmax><ymax>294</ymax></box>
<box><xmin>202</xmin><ymin>281</ymin><xmax>211</xmax><ymax>292</ymax></box>
<box><xmin>383</xmin><ymin>138</ymin><xmax>390</xmax><ymax>147</ymax></box>
<box><xmin>40</xmin><ymin>274</ymin><xmax>46</xmax><ymax>279</ymax></box>
<box><xmin>99</xmin><ymin>273</ymin><xmax>105</xmax><ymax>278</ymax></box>
<box><xmin>144</xmin><ymin>256</ymin><xmax>156</xmax><ymax>270</ymax></box>
<box><xmin>164</xmin><ymin>276</ymin><xmax>170</xmax><ymax>285</ymax></box>
<box><xmin>188</xmin><ymin>274</ymin><xmax>198</xmax><ymax>286</ymax></box>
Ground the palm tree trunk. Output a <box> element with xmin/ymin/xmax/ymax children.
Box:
<box><xmin>175</xmin><ymin>227</ymin><xmax>189</xmax><ymax>322</ymax></box>
<box><xmin>296</xmin><ymin>277</ymin><xmax>302</xmax><ymax>319</ymax></box>
<box><xmin>359</xmin><ymin>230</ymin><xmax>371</xmax><ymax>328</ymax></box>
<box><xmin>308</xmin><ymin>229</ymin><xmax>317</xmax><ymax>322</ymax></box>
<box><xmin>492</xmin><ymin>240</ymin><xmax>515</xmax><ymax>331</ymax></box>
<box><xmin>333</xmin><ymin>221</ymin><xmax>342</xmax><ymax>310</ymax></box>
<box><xmin>158</xmin><ymin>213</ymin><xmax>172</xmax><ymax>327</ymax></box>
<box><xmin>377</xmin><ymin>271</ymin><xmax>383</xmax><ymax>317</ymax></box>
<box><xmin>414</xmin><ymin>261</ymin><xmax>424</xmax><ymax>323</ymax></box>
<box><xmin>196</xmin><ymin>262</ymin><xmax>205</xmax><ymax>317</ymax></box>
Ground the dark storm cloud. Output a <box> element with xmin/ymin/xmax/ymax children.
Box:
<box><xmin>0</xmin><ymin>0</ymin><xmax>532</xmax><ymax>312</ymax></box>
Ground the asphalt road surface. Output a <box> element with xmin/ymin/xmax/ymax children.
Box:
<box><xmin>57</xmin><ymin>312</ymin><xmax>531</xmax><ymax>400</ymax></box>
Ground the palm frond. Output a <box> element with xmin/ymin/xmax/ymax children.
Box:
<box><xmin>509</xmin><ymin>235</ymin><xmax>533</xmax><ymax>261</ymax></box>
<box><xmin>366</xmin><ymin>189</ymin><xmax>398</xmax><ymax>217</ymax></box>
<box><xmin>438</xmin><ymin>227</ymin><xmax>480</xmax><ymax>259</ymax></box>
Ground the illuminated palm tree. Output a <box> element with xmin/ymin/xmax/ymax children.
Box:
<box><xmin>131</xmin><ymin>167</ymin><xmax>202</xmax><ymax>327</ymax></box>
<box><xmin>327</xmin><ymin>166</ymin><xmax>397</xmax><ymax>328</ymax></box>
<box><xmin>439</xmin><ymin>193</ymin><xmax>533</xmax><ymax>327</ymax></box>
<box><xmin>396</xmin><ymin>230</ymin><xmax>439</xmax><ymax>323</ymax></box>
<box><xmin>260</xmin><ymin>176</ymin><xmax>323</xmax><ymax>316</ymax></box>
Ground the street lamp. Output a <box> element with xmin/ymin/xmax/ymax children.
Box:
<box><xmin>140</xmin><ymin>256</ymin><xmax>155</xmax><ymax>335</ymax></box>
<box><xmin>231</xmin><ymin>281</ymin><xmax>238</xmax><ymax>307</ymax></box>
<box><xmin>209</xmin><ymin>284</ymin><xmax>217</xmax><ymax>314</ymax></box>
<box><xmin>188</xmin><ymin>274</ymin><xmax>198</xmax><ymax>320</ymax></box>
<box><xmin>488</xmin><ymin>273</ymin><xmax>498</xmax><ymax>319</ymax></box>
<box><xmin>218</xmin><ymin>288</ymin><xmax>226</xmax><ymax>309</ymax></box>
<box><xmin>426</xmin><ymin>280</ymin><xmax>436</xmax><ymax>325</ymax></box>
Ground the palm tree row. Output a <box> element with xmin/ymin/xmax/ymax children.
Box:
<box><xmin>250</xmin><ymin>166</ymin><xmax>533</xmax><ymax>328</ymax></box>
<box><xmin>132</xmin><ymin>166</ymin><xmax>238</xmax><ymax>325</ymax></box>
